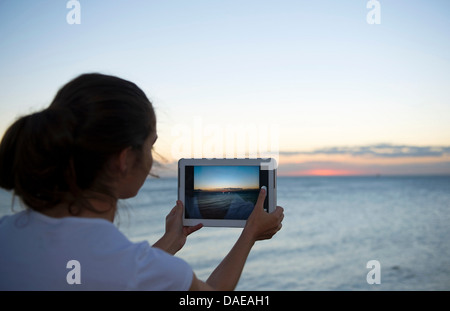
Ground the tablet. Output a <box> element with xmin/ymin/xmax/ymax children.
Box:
<box><xmin>178</xmin><ymin>158</ymin><xmax>277</xmax><ymax>227</ymax></box>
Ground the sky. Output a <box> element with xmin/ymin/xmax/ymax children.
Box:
<box><xmin>194</xmin><ymin>166</ymin><xmax>259</xmax><ymax>190</ymax></box>
<box><xmin>0</xmin><ymin>0</ymin><xmax>449</xmax><ymax>176</ymax></box>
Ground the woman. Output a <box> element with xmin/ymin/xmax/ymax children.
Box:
<box><xmin>0</xmin><ymin>73</ymin><xmax>284</xmax><ymax>290</ymax></box>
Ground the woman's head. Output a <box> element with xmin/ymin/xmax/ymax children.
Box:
<box><xmin>0</xmin><ymin>73</ymin><xmax>157</xmax><ymax>214</ymax></box>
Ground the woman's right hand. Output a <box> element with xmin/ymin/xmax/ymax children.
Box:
<box><xmin>243</xmin><ymin>187</ymin><xmax>284</xmax><ymax>242</ymax></box>
<box><xmin>190</xmin><ymin>186</ymin><xmax>284</xmax><ymax>291</ymax></box>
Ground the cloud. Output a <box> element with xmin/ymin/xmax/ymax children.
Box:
<box><xmin>277</xmin><ymin>160</ymin><xmax>450</xmax><ymax>176</ymax></box>
<box><xmin>280</xmin><ymin>144</ymin><xmax>450</xmax><ymax>158</ymax></box>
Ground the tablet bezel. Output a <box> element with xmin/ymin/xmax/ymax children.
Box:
<box><xmin>178</xmin><ymin>158</ymin><xmax>277</xmax><ymax>228</ymax></box>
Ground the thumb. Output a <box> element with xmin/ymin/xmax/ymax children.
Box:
<box><xmin>175</xmin><ymin>200</ymin><xmax>184</xmax><ymax>214</ymax></box>
<box><xmin>255</xmin><ymin>186</ymin><xmax>267</xmax><ymax>210</ymax></box>
<box><xmin>168</xmin><ymin>200</ymin><xmax>183</xmax><ymax>218</ymax></box>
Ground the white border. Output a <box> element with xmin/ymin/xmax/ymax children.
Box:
<box><xmin>178</xmin><ymin>158</ymin><xmax>277</xmax><ymax>228</ymax></box>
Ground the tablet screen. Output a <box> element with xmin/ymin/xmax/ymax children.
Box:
<box><xmin>184</xmin><ymin>165</ymin><xmax>269</xmax><ymax>220</ymax></box>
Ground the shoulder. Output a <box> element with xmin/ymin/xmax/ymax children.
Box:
<box><xmin>0</xmin><ymin>210</ymin><xmax>33</xmax><ymax>233</ymax></box>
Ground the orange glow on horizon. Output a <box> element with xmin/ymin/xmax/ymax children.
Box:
<box><xmin>281</xmin><ymin>169</ymin><xmax>365</xmax><ymax>177</ymax></box>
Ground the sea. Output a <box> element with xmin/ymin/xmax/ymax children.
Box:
<box><xmin>1</xmin><ymin>176</ymin><xmax>449</xmax><ymax>291</ymax></box>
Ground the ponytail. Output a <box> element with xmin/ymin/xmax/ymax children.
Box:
<box><xmin>0</xmin><ymin>108</ymin><xmax>76</xmax><ymax>210</ymax></box>
<box><xmin>0</xmin><ymin>116</ymin><xmax>28</xmax><ymax>190</ymax></box>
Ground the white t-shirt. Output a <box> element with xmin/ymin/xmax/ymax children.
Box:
<box><xmin>0</xmin><ymin>209</ymin><xmax>193</xmax><ymax>291</ymax></box>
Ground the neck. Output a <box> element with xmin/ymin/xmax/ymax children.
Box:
<box><xmin>39</xmin><ymin>192</ymin><xmax>118</xmax><ymax>222</ymax></box>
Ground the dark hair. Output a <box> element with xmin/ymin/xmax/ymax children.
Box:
<box><xmin>0</xmin><ymin>73</ymin><xmax>156</xmax><ymax>213</ymax></box>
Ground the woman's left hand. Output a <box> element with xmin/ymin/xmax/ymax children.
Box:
<box><xmin>153</xmin><ymin>200</ymin><xmax>203</xmax><ymax>255</ymax></box>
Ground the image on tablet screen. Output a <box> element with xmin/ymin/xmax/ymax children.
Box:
<box><xmin>185</xmin><ymin>166</ymin><xmax>260</xmax><ymax>220</ymax></box>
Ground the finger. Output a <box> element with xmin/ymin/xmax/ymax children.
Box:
<box><xmin>254</xmin><ymin>186</ymin><xmax>267</xmax><ymax>210</ymax></box>
<box><xmin>260</xmin><ymin>231</ymin><xmax>277</xmax><ymax>241</ymax></box>
<box><xmin>264</xmin><ymin>222</ymin><xmax>283</xmax><ymax>239</ymax></box>
<box><xmin>277</xmin><ymin>223</ymin><xmax>283</xmax><ymax>231</ymax></box>
<box><xmin>184</xmin><ymin>223</ymin><xmax>203</xmax><ymax>236</ymax></box>
<box><xmin>272</xmin><ymin>206</ymin><xmax>284</xmax><ymax>218</ymax></box>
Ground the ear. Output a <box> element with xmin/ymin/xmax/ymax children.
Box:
<box><xmin>117</xmin><ymin>146</ymin><xmax>134</xmax><ymax>177</ymax></box>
